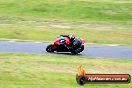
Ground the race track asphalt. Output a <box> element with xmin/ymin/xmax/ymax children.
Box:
<box><xmin>0</xmin><ymin>41</ymin><xmax>132</xmax><ymax>59</ymax></box>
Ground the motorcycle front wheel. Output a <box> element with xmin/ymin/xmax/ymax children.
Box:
<box><xmin>46</xmin><ymin>44</ymin><xmax>54</xmax><ymax>52</ymax></box>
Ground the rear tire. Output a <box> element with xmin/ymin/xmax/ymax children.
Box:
<box><xmin>71</xmin><ymin>45</ymin><xmax>84</xmax><ymax>54</ymax></box>
<box><xmin>80</xmin><ymin>45</ymin><xmax>84</xmax><ymax>52</ymax></box>
<box><xmin>46</xmin><ymin>44</ymin><xmax>54</xmax><ymax>52</ymax></box>
<box><xmin>71</xmin><ymin>49</ymin><xmax>79</xmax><ymax>54</ymax></box>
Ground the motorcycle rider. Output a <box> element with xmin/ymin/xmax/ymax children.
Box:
<box><xmin>60</xmin><ymin>34</ymin><xmax>75</xmax><ymax>44</ymax></box>
<box><xmin>58</xmin><ymin>35</ymin><xmax>70</xmax><ymax>46</ymax></box>
<box><xmin>60</xmin><ymin>34</ymin><xmax>75</xmax><ymax>43</ymax></box>
<box><xmin>69</xmin><ymin>35</ymin><xmax>82</xmax><ymax>51</ymax></box>
<box><xmin>59</xmin><ymin>35</ymin><xmax>80</xmax><ymax>51</ymax></box>
<box><xmin>46</xmin><ymin>35</ymin><xmax>85</xmax><ymax>54</ymax></box>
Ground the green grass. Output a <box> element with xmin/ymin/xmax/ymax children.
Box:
<box><xmin>0</xmin><ymin>0</ymin><xmax>132</xmax><ymax>21</ymax></box>
<box><xmin>0</xmin><ymin>0</ymin><xmax>131</xmax><ymax>45</ymax></box>
<box><xmin>0</xmin><ymin>26</ymin><xmax>132</xmax><ymax>45</ymax></box>
<box><xmin>0</xmin><ymin>53</ymin><xmax>131</xmax><ymax>88</ymax></box>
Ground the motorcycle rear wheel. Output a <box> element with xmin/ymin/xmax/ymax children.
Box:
<box><xmin>79</xmin><ymin>45</ymin><xmax>84</xmax><ymax>52</ymax></box>
<box><xmin>71</xmin><ymin>49</ymin><xmax>79</xmax><ymax>54</ymax></box>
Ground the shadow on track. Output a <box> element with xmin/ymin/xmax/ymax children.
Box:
<box><xmin>46</xmin><ymin>52</ymin><xmax>83</xmax><ymax>56</ymax></box>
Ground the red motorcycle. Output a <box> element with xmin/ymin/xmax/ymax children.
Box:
<box><xmin>46</xmin><ymin>36</ymin><xmax>85</xmax><ymax>54</ymax></box>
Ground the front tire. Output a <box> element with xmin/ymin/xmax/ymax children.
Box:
<box><xmin>46</xmin><ymin>44</ymin><xmax>54</xmax><ymax>52</ymax></box>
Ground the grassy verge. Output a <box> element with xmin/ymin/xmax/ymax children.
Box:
<box><xmin>0</xmin><ymin>26</ymin><xmax>132</xmax><ymax>45</ymax></box>
<box><xmin>0</xmin><ymin>0</ymin><xmax>132</xmax><ymax>21</ymax></box>
<box><xmin>0</xmin><ymin>53</ymin><xmax>131</xmax><ymax>88</ymax></box>
<box><xmin>0</xmin><ymin>0</ymin><xmax>132</xmax><ymax>45</ymax></box>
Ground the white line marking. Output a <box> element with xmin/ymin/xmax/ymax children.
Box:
<box><xmin>0</xmin><ymin>38</ymin><xmax>128</xmax><ymax>46</ymax></box>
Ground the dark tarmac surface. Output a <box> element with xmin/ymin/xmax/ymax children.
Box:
<box><xmin>0</xmin><ymin>41</ymin><xmax>132</xmax><ymax>59</ymax></box>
